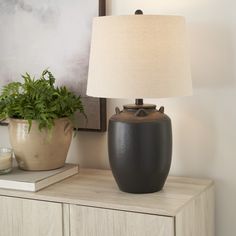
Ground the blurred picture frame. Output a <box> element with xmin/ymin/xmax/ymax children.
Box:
<box><xmin>0</xmin><ymin>0</ymin><xmax>106</xmax><ymax>132</ymax></box>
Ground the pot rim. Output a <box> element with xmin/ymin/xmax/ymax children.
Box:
<box><xmin>8</xmin><ymin>117</ymin><xmax>70</xmax><ymax>123</ymax></box>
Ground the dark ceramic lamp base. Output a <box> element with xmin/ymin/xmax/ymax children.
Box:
<box><xmin>108</xmin><ymin>99</ymin><xmax>172</xmax><ymax>193</ymax></box>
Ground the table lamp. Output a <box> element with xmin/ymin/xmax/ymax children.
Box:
<box><xmin>87</xmin><ymin>10</ymin><xmax>192</xmax><ymax>193</ymax></box>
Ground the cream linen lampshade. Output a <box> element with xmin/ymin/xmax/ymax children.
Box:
<box><xmin>87</xmin><ymin>15</ymin><xmax>192</xmax><ymax>99</ymax></box>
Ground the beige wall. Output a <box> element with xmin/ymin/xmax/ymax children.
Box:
<box><xmin>0</xmin><ymin>0</ymin><xmax>235</xmax><ymax>235</ymax></box>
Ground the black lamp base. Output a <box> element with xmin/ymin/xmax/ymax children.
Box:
<box><xmin>108</xmin><ymin>102</ymin><xmax>172</xmax><ymax>193</ymax></box>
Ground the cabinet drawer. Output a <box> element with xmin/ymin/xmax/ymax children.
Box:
<box><xmin>0</xmin><ymin>196</ymin><xmax>63</xmax><ymax>236</ymax></box>
<box><xmin>70</xmin><ymin>205</ymin><xmax>174</xmax><ymax>236</ymax></box>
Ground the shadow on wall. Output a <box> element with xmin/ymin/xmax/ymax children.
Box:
<box><xmin>66</xmin><ymin>130</ymin><xmax>110</xmax><ymax>169</ymax></box>
<box><xmin>170</xmin><ymin>96</ymin><xmax>218</xmax><ymax>177</ymax></box>
<box><xmin>189</xmin><ymin>23</ymin><xmax>235</xmax><ymax>89</ymax></box>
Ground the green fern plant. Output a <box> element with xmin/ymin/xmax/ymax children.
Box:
<box><xmin>0</xmin><ymin>69</ymin><xmax>85</xmax><ymax>131</ymax></box>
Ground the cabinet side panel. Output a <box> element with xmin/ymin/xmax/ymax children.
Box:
<box><xmin>0</xmin><ymin>196</ymin><xmax>63</xmax><ymax>236</ymax></box>
<box><xmin>70</xmin><ymin>205</ymin><xmax>174</xmax><ymax>236</ymax></box>
<box><xmin>176</xmin><ymin>186</ymin><xmax>215</xmax><ymax>236</ymax></box>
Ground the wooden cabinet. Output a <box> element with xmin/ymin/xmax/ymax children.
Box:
<box><xmin>69</xmin><ymin>205</ymin><xmax>174</xmax><ymax>236</ymax></box>
<box><xmin>0</xmin><ymin>196</ymin><xmax>63</xmax><ymax>236</ymax></box>
<box><xmin>0</xmin><ymin>169</ymin><xmax>214</xmax><ymax>236</ymax></box>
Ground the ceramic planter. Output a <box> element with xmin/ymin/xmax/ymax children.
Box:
<box><xmin>9</xmin><ymin>118</ymin><xmax>73</xmax><ymax>171</ymax></box>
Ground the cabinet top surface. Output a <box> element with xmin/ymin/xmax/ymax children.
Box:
<box><xmin>0</xmin><ymin>168</ymin><xmax>213</xmax><ymax>216</ymax></box>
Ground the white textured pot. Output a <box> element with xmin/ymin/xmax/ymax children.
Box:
<box><xmin>8</xmin><ymin>118</ymin><xmax>73</xmax><ymax>171</ymax></box>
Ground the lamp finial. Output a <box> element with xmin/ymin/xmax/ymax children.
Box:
<box><xmin>135</xmin><ymin>9</ymin><xmax>143</xmax><ymax>15</ymax></box>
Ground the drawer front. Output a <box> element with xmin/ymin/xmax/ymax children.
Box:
<box><xmin>0</xmin><ymin>196</ymin><xmax>63</xmax><ymax>236</ymax></box>
<box><xmin>70</xmin><ymin>205</ymin><xmax>174</xmax><ymax>236</ymax></box>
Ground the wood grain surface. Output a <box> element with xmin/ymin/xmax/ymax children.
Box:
<box><xmin>0</xmin><ymin>196</ymin><xmax>63</xmax><ymax>236</ymax></box>
<box><xmin>0</xmin><ymin>169</ymin><xmax>213</xmax><ymax>216</ymax></box>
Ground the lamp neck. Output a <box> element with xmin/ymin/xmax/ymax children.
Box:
<box><xmin>135</xmin><ymin>99</ymin><xmax>143</xmax><ymax>106</ymax></box>
<box><xmin>124</xmin><ymin>99</ymin><xmax>156</xmax><ymax>110</ymax></box>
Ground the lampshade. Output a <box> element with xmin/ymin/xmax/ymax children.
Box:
<box><xmin>87</xmin><ymin>15</ymin><xmax>192</xmax><ymax>99</ymax></box>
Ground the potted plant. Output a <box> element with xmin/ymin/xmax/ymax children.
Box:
<box><xmin>0</xmin><ymin>69</ymin><xmax>84</xmax><ymax>171</ymax></box>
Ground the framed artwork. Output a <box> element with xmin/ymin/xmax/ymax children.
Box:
<box><xmin>0</xmin><ymin>0</ymin><xmax>106</xmax><ymax>132</ymax></box>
